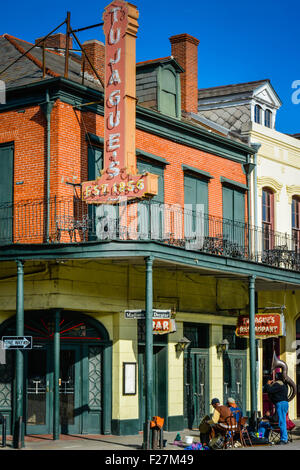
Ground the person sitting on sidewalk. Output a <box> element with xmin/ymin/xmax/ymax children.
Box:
<box><xmin>227</xmin><ymin>397</ymin><xmax>242</xmax><ymax>424</ymax></box>
<box><xmin>205</xmin><ymin>398</ymin><xmax>237</xmax><ymax>436</ymax></box>
<box><xmin>263</xmin><ymin>373</ymin><xmax>289</xmax><ymax>445</ymax></box>
<box><xmin>257</xmin><ymin>410</ymin><xmax>278</xmax><ymax>439</ymax></box>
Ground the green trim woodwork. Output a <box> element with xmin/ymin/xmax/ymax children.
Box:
<box><xmin>182</xmin><ymin>164</ymin><xmax>213</xmax><ymax>180</ymax></box>
<box><xmin>86</xmin><ymin>133</ymin><xmax>104</xmax><ymax>146</ymax></box>
<box><xmin>2</xmin><ymin>240</ymin><xmax>300</xmax><ymax>286</ymax></box>
<box><xmin>136</xmin><ymin>149</ymin><xmax>169</xmax><ymax>166</ymax></box>
<box><xmin>167</xmin><ymin>415</ymin><xmax>185</xmax><ymax>432</ymax></box>
<box><xmin>220</xmin><ymin>176</ymin><xmax>248</xmax><ymax>191</ymax></box>
<box><xmin>1</xmin><ymin>78</ymin><xmax>254</xmax><ymax>165</ymax></box>
<box><xmin>111</xmin><ymin>419</ymin><xmax>140</xmax><ymax>436</ymax></box>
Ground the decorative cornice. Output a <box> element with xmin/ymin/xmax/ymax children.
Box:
<box><xmin>286</xmin><ymin>185</ymin><xmax>300</xmax><ymax>204</ymax></box>
<box><xmin>257</xmin><ymin>176</ymin><xmax>283</xmax><ymax>201</ymax></box>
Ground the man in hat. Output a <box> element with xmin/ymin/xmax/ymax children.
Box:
<box><xmin>205</xmin><ymin>398</ymin><xmax>237</xmax><ymax>435</ymax></box>
<box><xmin>227</xmin><ymin>397</ymin><xmax>242</xmax><ymax>425</ymax></box>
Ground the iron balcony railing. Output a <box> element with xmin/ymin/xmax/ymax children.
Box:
<box><xmin>1</xmin><ymin>197</ymin><xmax>300</xmax><ymax>271</ymax></box>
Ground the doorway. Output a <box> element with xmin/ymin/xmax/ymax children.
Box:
<box><xmin>0</xmin><ymin>311</ymin><xmax>111</xmax><ymax>436</ymax></box>
<box><xmin>25</xmin><ymin>344</ymin><xmax>102</xmax><ymax>435</ymax></box>
<box><xmin>183</xmin><ymin>322</ymin><xmax>210</xmax><ymax>429</ymax></box>
<box><xmin>184</xmin><ymin>349</ymin><xmax>209</xmax><ymax>429</ymax></box>
<box><xmin>223</xmin><ymin>326</ymin><xmax>247</xmax><ymax>414</ymax></box>
<box><xmin>223</xmin><ymin>351</ymin><xmax>247</xmax><ymax>412</ymax></box>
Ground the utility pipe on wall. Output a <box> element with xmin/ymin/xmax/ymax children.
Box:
<box><xmin>250</xmin><ymin>143</ymin><xmax>261</xmax><ymax>258</ymax></box>
<box><xmin>41</xmin><ymin>90</ymin><xmax>54</xmax><ymax>243</ymax></box>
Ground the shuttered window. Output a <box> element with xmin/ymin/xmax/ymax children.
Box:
<box><xmin>0</xmin><ymin>143</ymin><xmax>14</xmax><ymax>243</ymax></box>
<box><xmin>137</xmin><ymin>159</ymin><xmax>164</xmax><ymax>239</ymax></box>
<box><xmin>184</xmin><ymin>174</ymin><xmax>208</xmax><ymax>240</ymax></box>
<box><xmin>88</xmin><ymin>145</ymin><xmax>103</xmax><ymax>181</ymax></box>
<box><xmin>87</xmin><ymin>145</ymin><xmax>104</xmax><ymax>240</ymax></box>
<box><xmin>222</xmin><ymin>184</ymin><xmax>245</xmax><ymax>245</ymax></box>
<box><xmin>262</xmin><ymin>187</ymin><xmax>274</xmax><ymax>250</ymax></box>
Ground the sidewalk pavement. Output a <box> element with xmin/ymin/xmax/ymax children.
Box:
<box><xmin>2</xmin><ymin>421</ymin><xmax>300</xmax><ymax>451</ymax></box>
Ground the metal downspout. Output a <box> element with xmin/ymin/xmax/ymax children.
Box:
<box><xmin>251</xmin><ymin>143</ymin><xmax>261</xmax><ymax>260</ymax></box>
<box><xmin>41</xmin><ymin>91</ymin><xmax>54</xmax><ymax>243</ymax></box>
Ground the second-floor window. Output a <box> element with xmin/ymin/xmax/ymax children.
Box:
<box><xmin>262</xmin><ymin>188</ymin><xmax>274</xmax><ymax>250</ymax></box>
<box><xmin>292</xmin><ymin>196</ymin><xmax>300</xmax><ymax>251</ymax></box>
<box><xmin>254</xmin><ymin>104</ymin><xmax>262</xmax><ymax>124</ymax></box>
<box><xmin>265</xmin><ymin>109</ymin><xmax>272</xmax><ymax>128</ymax></box>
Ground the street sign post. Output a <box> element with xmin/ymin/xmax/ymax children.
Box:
<box><xmin>2</xmin><ymin>336</ymin><xmax>32</xmax><ymax>350</ymax></box>
<box><xmin>125</xmin><ymin>309</ymin><xmax>172</xmax><ymax>319</ymax></box>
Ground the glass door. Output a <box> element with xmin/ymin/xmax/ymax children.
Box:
<box><xmin>26</xmin><ymin>349</ymin><xmax>51</xmax><ymax>434</ymax></box>
<box><xmin>60</xmin><ymin>346</ymin><xmax>81</xmax><ymax>434</ymax></box>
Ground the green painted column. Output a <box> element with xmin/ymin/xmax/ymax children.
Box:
<box><xmin>102</xmin><ymin>342</ymin><xmax>113</xmax><ymax>435</ymax></box>
<box><xmin>249</xmin><ymin>275</ymin><xmax>257</xmax><ymax>417</ymax></box>
<box><xmin>143</xmin><ymin>256</ymin><xmax>154</xmax><ymax>449</ymax></box>
<box><xmin>53</xmin><ymin>309</ymin><xmax>61</xmax><ymax>440</ymax></box>
<box><xmin>14</xmin><ymin>260</ymin><xmax>24</xmax><ymax>449</ymax></box>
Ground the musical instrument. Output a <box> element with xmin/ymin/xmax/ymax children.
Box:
<box><xmin>271</xmin><ymin>351</ymin><xmax>296</xmax><ymax>402</ymax></box>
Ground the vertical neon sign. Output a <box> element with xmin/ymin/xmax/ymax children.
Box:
<box><xmin>82</xmin><ymin>1</ymin><xmax>158</xmax><ymax>204</ymax></box>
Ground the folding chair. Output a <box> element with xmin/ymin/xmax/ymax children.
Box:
<box><xmin>238</xmin><ymin>416</ymin><xmax>252</xmax><ymax>447</ymax></box>
<box><xmin>222</xmin><ymin>415</ymin><xmax>238</xmax><ymax>449</ymax></box>
<box><xmin>268</xmin><ymin>424</ymin><xmax>293</xmax><ymax>444</ymax></box>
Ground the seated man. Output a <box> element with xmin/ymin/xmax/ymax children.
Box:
<box><xmin>205</xmin><ymin>398</ymin><xmax>237</xmax><ymax>436</ymax></box>
<box><xmin>227</xmin><ymin>397</ymin><xmax>242</xmax><ymax>424</ymax></box>
<box><xmin>257</xmin><ymin>410</ymin><xmax>278</xmax><ymax>439</ymax></box>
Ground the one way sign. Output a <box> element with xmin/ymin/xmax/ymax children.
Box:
<box><xmin>2</xmin><ymin>336</ymin><xmax>32</xmax><ymax>350</ymax></box>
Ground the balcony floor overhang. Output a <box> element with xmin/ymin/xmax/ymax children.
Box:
<box><xmin>1</xmin><ymin>240</ymin><xmax>300</xmax><ymax>290</ymax></box>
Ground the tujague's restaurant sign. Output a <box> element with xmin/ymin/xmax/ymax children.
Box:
<box><xmin>236</xmin><ymin>313</ymin><xmax>285</xmax><ymax>339</ymax></box>
<box><xmin>82</xmin><ymin>0</ymin><xmax>158</xmax><ymax>204</ymax></box>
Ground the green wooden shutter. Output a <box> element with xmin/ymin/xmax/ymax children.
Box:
<box><xmin>184</xmin><ymin>174</ymin><xmax>208</xmax><ymax>241</ymax></box>
<box><xmin>88</xmin><ymin>146</ymin><xmax>103</xmax><ymax>180</ymax></box>
<box><xmin>137</xmin><ymin>160</ymin><xmax>164</xmax><ymax>203</ymax></box>
<box><xmin>222</xmin><ymin>185</ymin><xmax>245</xmax><ymax>245</ymax></box>
<box><xmin>160</xmin><ymin>69</ymin><xmax>177</xmax><ymax>117</ymax></box>
<box><xmin>137</xmin><ymin>159</ymin><xmax>164</xmax><ymax>239</ymax></box>
<box><xmin>233</xmin><ymin>190</ymin><xmax>245</xmax><ymax>246</ymax></box>
<box><xmin>88</xmin><ymin>146</ymin><xmax>103</xmax><ymax>240</ymax></box>
<box><xmin>234</xmin><ymin>190</ymin><xmax>245</xmax><ymax>223</ymax></box>
<box><xmin>0</xmin><ymin>144</ymin><xmax>14</xmax><ymax>243</ymax></box>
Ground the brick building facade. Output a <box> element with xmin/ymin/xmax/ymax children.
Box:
<box><xmin>0</xmin><ymin>1</ymin><xmax>299</xmax><ymax>445</ymax></box>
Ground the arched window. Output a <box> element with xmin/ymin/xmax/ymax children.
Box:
<box><xmin>262</xmin><ymin>187</ymin><xmax>275</xmax><ymax>250</ymax></box>
<box><xmin>265</xmin><ymin>109</ymin><xmax>272</xmax><ymax>128</ymax></box>
<box><xmin>292</xmin><ymin>196</ymin><xmax>300</xmax><ymax>251</ymax></box>
<box><xmin>254</xmin><ymin>104</ymin><xmax>262</xmax><ymax>124</ymax></box>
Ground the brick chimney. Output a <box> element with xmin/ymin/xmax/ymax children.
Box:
<box><xmin>81</xmin><ymin>40</ymin><xmax>105</xmax><ymax>84</ymax></box>
<box><xmin>35</xmin><ymin>33</ymin><xmax>73</xmax><ymax>53</ymax></box>
<box><xmin>169</xmin><ymin>33</ymin><xmax>200</xmax><ymax>114</ymax></box>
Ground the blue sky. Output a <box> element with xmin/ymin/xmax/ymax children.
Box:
<box><xmin>1</xmin><ymin>0</ymin><xmax>299</xmax><ymax>134</ymax></box>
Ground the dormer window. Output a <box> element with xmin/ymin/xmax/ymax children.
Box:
<box><xmin>254</xmin><ymin>104</ymin><xmax>262</xmax><ymax>124</ymax></box>
<box><xmin>265</xmin><ymin>109</ymin><xmax>272</xmax><ymax>128</ymax></box>
<box><xmin>160</xmin><ymin>68</ymin><xmax>177</xmax><ymax>117</ymax></box>
<box><xmin>136</xmin><ymin>58</ymin><xmax>182</xmax><ymax>119</ymax></box>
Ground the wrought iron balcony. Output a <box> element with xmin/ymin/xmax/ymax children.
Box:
<box><xmin>0</xmin><ymin>197</ymin><xmax>300</xmax><ymax>271</ymax></box>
